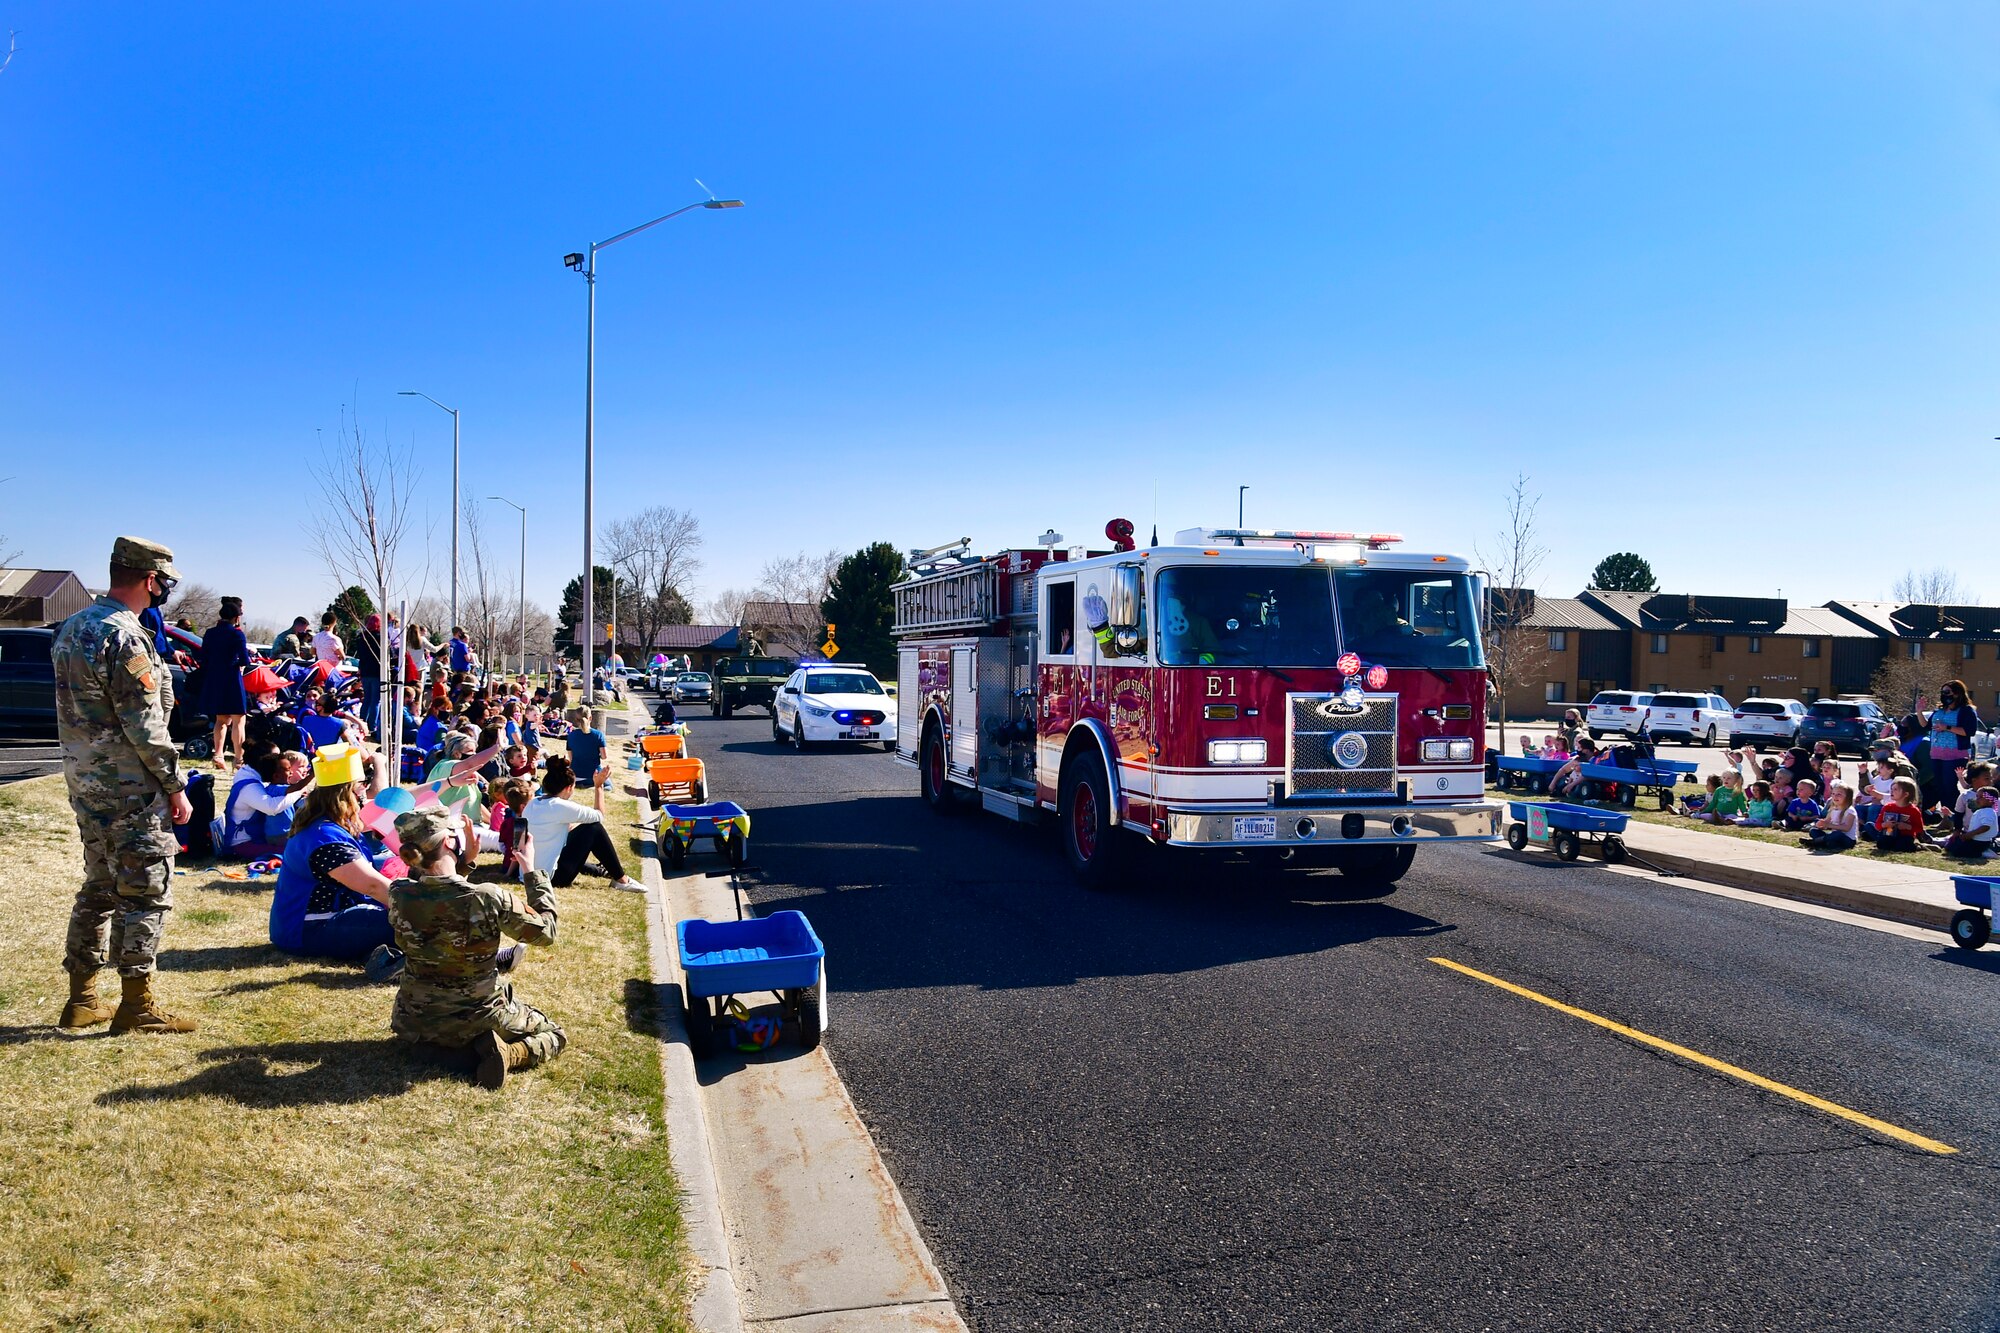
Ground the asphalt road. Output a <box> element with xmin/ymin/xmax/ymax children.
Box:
<box><xmin>686</xmin><ymin>706</ymin><xmax>2000</xmax><ymax>1332</ymax></box>
<box><xmin>0</xmin><ymin>735</ymin><xmax>62</xmax><ymax>784</ymax></box>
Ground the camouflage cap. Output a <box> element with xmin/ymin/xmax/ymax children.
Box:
<box><xmin>394</xmin><ymin>806</ymin><xmax>458</xmax><ymax>863</ymax></box>
<box><xmin>110</xmin><ymin>535</ymin><xmax>179</xmax><ymax>580</ymax></box>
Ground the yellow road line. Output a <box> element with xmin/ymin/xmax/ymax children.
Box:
<box><xmin>1428</xmin><ymin>956</ymin><xmax>1957</xmax><ymax>1156</ymax></box>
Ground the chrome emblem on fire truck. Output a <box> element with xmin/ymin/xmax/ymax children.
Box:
<box><xmin>1318</xmin><ymin>693</ymin><xmax>1367</xmax><ymax>719</ymax></box>
<box><xmin>1330</xmin><ymin>732</ymin><xmax>1368</xmax><ymax>769</ymax></box>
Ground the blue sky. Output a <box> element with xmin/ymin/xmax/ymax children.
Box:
<box><xmin>5</xmin><ymin>2</ymin><xmax>1999</xmax><ymax>629</ymax></box>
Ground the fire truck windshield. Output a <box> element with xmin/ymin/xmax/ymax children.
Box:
<box><xmin>1156</xmin><ymin>567</ymin><xmax>1340</xmax><ymax>667</ymax></box>
<box><xmin>1334</xmin><ymin>569</ymin><xmax>1483</xmax><ymax>670</ymax></box>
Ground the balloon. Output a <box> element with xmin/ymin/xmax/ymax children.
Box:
<box><xmin>375</xmin><ymin>786</ymin><xmax>416</xmax><ymax>813</ymax></box>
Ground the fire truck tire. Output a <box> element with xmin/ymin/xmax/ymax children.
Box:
<box><xmin>1058</xmin><ymin>754</ymin><xmax>1125</xmax><ymax>888</ymax></box>
<box><xmin>921</xmin><ymin>726</ymin><xmax>960</xmax><ymax>814</ymax></box>
<box><xmin>1338</xmin><ymin>843</ymin><xmax>1415</xmax><ymax>886</ymax></box>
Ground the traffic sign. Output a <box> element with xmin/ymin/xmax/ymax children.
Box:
<box><xmin>821</xmin><ymin>638</ymin><xmax>840</xmax><ymax>658</ymax></box>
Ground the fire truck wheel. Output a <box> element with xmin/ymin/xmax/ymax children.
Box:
<box><xmin>1059</xmin><ymin>753</ymin><xmax>1125</xmax><ymax>888</ymax></box>
<box><xmin>921</xmin><ymin>725</ymin><xmax>960</xmax><ymax>814</ymax></box>
<box><xmin>1338</xmin><ymin>843</ymin><xmax>1415</xmax><ymax>886</ymax></box>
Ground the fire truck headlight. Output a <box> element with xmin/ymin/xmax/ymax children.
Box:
<box><xmin>1422</xmin><ymin>738</ymin><xmax>1476</xmax><ymax>763</ymax></box>
<box><xmin>1208</xmin><ymin>739</ymin><xmax>1268</xmax><ymax>765</ymax></box>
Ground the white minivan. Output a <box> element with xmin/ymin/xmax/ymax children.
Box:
<box><xmin>1585</xmin><ymin>690</ymin><xmax>1655</xmax><ymax>739</ymax></box>
<box><xmin>1644</xmin><ymin>692</ymin><xmax>1734</xmax><ymax>747</ymax></box>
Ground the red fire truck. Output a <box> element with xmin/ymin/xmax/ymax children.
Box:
<box><xmin>892</xmin><ymin>524</ymin><xmax>1499</xmax><ymax>885</ymax></box>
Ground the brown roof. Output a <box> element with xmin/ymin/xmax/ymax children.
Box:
<box><xmin>740</xmin><ymin>600</ymin><xmax>821</xmax><ymax>625</ymax></box>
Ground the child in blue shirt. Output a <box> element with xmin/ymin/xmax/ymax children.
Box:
<box><xmin>1782</xmin><ymin>778</ymin><xmax>1823</xmax><ymax>832</ymax></box>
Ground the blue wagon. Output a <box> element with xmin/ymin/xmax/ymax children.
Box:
<box><xmin>1495</xmin><ymin>755</ymin><xmax>1568</xmax><ymax>794</ymax></box>
<box><xmin>1574</xmin><ymin>756</ymin><xmax>1699</xmax><ymax>810</ymax></box>
<box><xmin>678</xmin><ymin>909</ymin><xmax>827</xmax><ymax>1054</ymax></box>
<box><xmin>1503</xmin><ymin>800</ymin><xmax>1631</xmax><ymax>863</ymax></box>
<box><xmin>656</xmin><ymin>800</ymin><xmax>751</xmax><ymax>871</ymax></box>
<box><xmin>1949</xmin><ymin>875</ymin><xmax>2000</xmax><ymax>950</ymax></box>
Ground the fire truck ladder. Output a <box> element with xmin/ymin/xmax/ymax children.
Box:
<box><xmin>893</xmin><ymin>561</ymin><xmax>998</xmax><ymax>635</ymax></box>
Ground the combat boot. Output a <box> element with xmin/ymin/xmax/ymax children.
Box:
<box><xmin>108</xmin><ymin>974</ymin><xmax>198</xmax><ymax>1035</ymax></box>
<box><xmin>58</xmin><ymin>970</ymin><xmax>116</xmax><ymax>1028</ymax></box>
<box><xmin>473</xmin><ymin>1031</ymin><xmax>509</xmax><ymax>1089</ymax></box>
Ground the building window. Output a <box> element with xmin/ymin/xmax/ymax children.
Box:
<box><xmin>1802</xmin><ymin>686</ymin><xmax>1821</xmax><ymax>702</ymax></box>
<box><xmin>1544</xmin><ymin>681</ymin><xmax>1566</xmax><ymax>703</ymax></box>
<box><xmin>1649</xmin><ymin>683</ymin><xmax>1668</xmax><ymax>693</ymax></box>
<box><xmin>1908</xmin><ymin>642</ymin><xmax>1923</xmax><ymax>659</ymax></box>
<box><xmin>1964</xmin><ymin>642</ymin><xmax>1977</xmax><ymax>660</ymax></box>
<box><xmin>1714</xmin><ymin>635</ymin><xmax>1728</xmax><ymax>652</ymax></box>
<box><xmin>1802</xmin><ymin>639</ymin><xmax>1821</xmax><ymax>659</ymax></box>
<box><xmin>1747</xmin><ymin>637</ymin><xmax>1762</xmax><ymax>654</ymax></box>
<box><xmin>1649</xmin><ymin>633</ymin><xmax>1668</xmax><ymax>654</ymax></box>
<box><xmin>1547</xmin><ymin>630</ymin><xmax>1568</xmax><ymax>652</ymax></box>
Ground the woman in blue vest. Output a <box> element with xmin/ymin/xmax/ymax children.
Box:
<box><xmin>270</xmin><ymin>776</ymin><xmax>395</xmax><ymax>960</ymax></box>
<box><xmin>1926</xmin><ymin>679</ymin><xmax>1981</xmax><ymax>814</ymax></box>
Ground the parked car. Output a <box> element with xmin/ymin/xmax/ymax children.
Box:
<box><xmin>1799</xmin><ymin>698</ymin><xmax>1889</xmax><ymax>756</ymax></box>
<box><xmin>1644</xmin><ymin>692</ymin><xmax>1734</xmax><ymax>747</ymax></box>
<box><xmin>1584</xmin><ymin>690</ymin><xmax>1655</xmax><ymax>739</ymax></box>
<box><xmin>1728</xmin><ymin>697</ymin><xmax>1806</xmax><ymax>748</ymax></box>
<box><xmin>772</xmin><ymin>666</ymin><xmax>897</xmax><ymax>750</ymax></box>
<box><xmin>0</xmin><ymin>627</ymin><xmax>57</xmax><ymax>733</ymax></box>
<box><xmin>670</xmin><ymin>671</ymin><xmax>713</xmax><ymax>704</ymax></box>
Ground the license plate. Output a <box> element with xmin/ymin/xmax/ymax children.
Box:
<box><xmin>842</xmin><ymin>729</ymin><xmax>877</xmax><ymax>740</ymax></box>
<box><xmin>1233</xmin><ymin>816</ymin><xmax>1277</xmax><ymax>841</ymax></box>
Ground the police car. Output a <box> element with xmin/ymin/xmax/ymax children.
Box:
<box><xmin>773</xmin><ymin>666</ymin><xmax>898</xmax><ymax>751</ymax></box>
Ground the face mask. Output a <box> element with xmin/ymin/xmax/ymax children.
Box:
<box><xmin>149</xmin><ymin>576</ymin><xmax>174</xmax><ymax>610</ymax></box>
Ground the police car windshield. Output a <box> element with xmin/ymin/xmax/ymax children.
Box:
<box><xmin>806</xmin><ymin>672</ymin><xmax>883</xmax><ymax>695</ymax></box>
<box><xmin>1333</xmin><ymin>569</ymin><xmax>1483</xmax><ymax>670</ymax></box>
<box><xmin>1156</xmin><ymin>567</ymin><xmax>1339</xmax><ymax>668</ymax></box>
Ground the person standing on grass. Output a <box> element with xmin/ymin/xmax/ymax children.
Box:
<box><xmin>51</xmin><ymin>536</ymin><xmax>197</xmax><ymax>1034</ymax></box>
<box><xmin>1926</xmin><ymin>680</ymin><xmax>1980</xmax><ymax>813</ymax></box>
<box><xmin>272</xmin><ymin>615</ymin><xmax>313</xmax><ymax>661</ymax></box>
<box><xmin>198</xmin><ymin>596</ymin><xmax>253</xmax><ymax>771</ymax></box>
<box><xmin>388</xmin><ymin>805</ymin><xmax>565</xmax><ymax>1090</ymax></box>
<box><xmin>312</xmin><ymin>611</ymin><xmax>344</xmax><ymax>667</ymax></box>
<box><xmin>564</xmin><ymin>706</ymin><xmax>609</xmax><ymax>811</ymax></box>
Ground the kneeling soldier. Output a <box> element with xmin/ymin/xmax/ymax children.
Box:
<box><xmin>388</xmin><ymin>806</ymin><xmax>565</xmax><ymax>1088</ymax></box>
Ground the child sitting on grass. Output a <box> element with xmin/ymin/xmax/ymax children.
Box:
<box><xmin>1737</xmin><ymin>781</ymin><xmax>1776</xmax><ymax>828</ymax></box>
<box><xmin>1770</xmin><ymin>771</ymin><xmax>1796</xmax><ymax>815</ymax></box>
<box><xmin>1681</xmin><ymin>773</ymin><xmax>1722</xmax><ymax>817</ymax></box>
<box><xmin>1856</xmin><ymin>759</ymin><xmax>1896</xmax><ymax>840</ymax></box>
<box><xmin>1782</xmin><ymin>778</ymin><xmax>1822</xmax><ymax>832</ymax></box>
<box><xmin>1875</xmin><ymin>777</ymin><xmax>1928</xmax><ymax>853</ymax></box>
<box><xmin>1702</xmin><ymin>771</ymin><xmax>1748</xmax><ymax>825</ymax></box>
<box><xmin>1803</xmin><ymin>782</ymin><xmax>1860</xmax><ymax>851</ymax></box>
<box><xmin>1943</xmin><ymin>785</ymin><xmax>1999</xmax><ymax>860</ymax></box>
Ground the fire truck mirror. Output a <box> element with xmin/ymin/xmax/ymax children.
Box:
<box><xmin>1107</xmin><ymin>566</ymin><xmax>1143</xmax><ymax>630</ymax></box>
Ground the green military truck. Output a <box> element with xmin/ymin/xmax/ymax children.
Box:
<box><xmin>710</xmin><ymin>655</ymin><xmax>796</xmax><ymax>718</ymax></box>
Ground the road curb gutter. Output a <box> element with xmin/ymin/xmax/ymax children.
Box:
<box><xmin>1621</xmin><ymin>847</ymin><xmax>1953</xmax><ymax>931</ymax></box>
<box><xmin>642</xmin><ymin>861</ymin><xmax>747</xmax><ymax>1333</ymax></box>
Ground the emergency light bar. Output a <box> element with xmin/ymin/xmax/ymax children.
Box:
<box><xmin>1176</xmin><ymin>527</ymin><xmax>1404</xmax><ymax>549</ymax></box>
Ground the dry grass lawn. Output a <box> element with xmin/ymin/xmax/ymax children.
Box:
<box><xmin>0</xmin><ymin>772</ymin><xmax>691</xmax><ymax>1332</ymax></box>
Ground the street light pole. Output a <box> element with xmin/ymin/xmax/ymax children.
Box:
<box><xmin>565</xmin><ymin>191</ymin><xmax>742</xmax><ymax>704</ymax></box>
<box><xmin>487</xmin><ymin>496</ymin><xmax>526</xmax><ymax>679</ymax></box>
<box><xmin>399</xmin><ymin>390</ymin><xmax>461</xmax><ymax>636</ymax></box>
<box><xmin>1238</xmin><ymin>486</ymin><xmax>1249</xmax><ymax>528</ymax></box>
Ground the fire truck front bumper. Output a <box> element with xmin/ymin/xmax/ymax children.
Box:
<box><xmin>1156</xmin><ymin>801</ymin><xmax>1501</xmax><ymax>848</ymax></box>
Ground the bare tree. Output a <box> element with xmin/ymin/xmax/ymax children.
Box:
<box><xmin>1870</xmin><ymin>648</ymin><xmax>1955</xmax><ymax>720</ymax></box>
<box><xmin>604</xmin><ymin>506</ymin><xmax>704</xmax><ymax>662</ymax></box>
<box><xmin>0</xmin><ymin>31</ymin><xmax>17</xmax><ymax>78</ymax></box>
<box><xmin>748</xmin><ymin>549</ymin><xmax>841</xmax><ymax>656</ymax></box>
<box><xmin>1893</xmin><ymin>567</ymin><xmax>1970</xmax><ymax>606</ymax></box>
<box><xmin>1475</xmin><ymin>473</ymin><xmax>1551</xmax><ymax>753</ymax></box>
<box><xmin>307</xmin><ymin>406</ymin><xmax>423</xmax><ymax>655</ymax></box>
<box><xmin>704</xmin><ymin>586</ymin><xmax>753</xmax><ymax>627</ymax></box>
<box><xmin>460</xmin><ymin>497</ymin><xmax>510</xmax><ymax>668</ymax></box>
<box><xmin>162</xmin><ymin>580</ymin><xmax>222</xmax><ymax>626</ymax></box>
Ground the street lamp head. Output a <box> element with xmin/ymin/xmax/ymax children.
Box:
<box><xmin>397</xmin><ymin>390</ymin><xmax>418</xmax><ymax>397</ymax></box>
<box><xmin>703</xmin><ymin>199</ymin><xmax>744</xmax><ymax>209</ymax></box>
<box><xmin>564</xmin><ymin>252</ymin><xmax>586</xmax><ymax>270</ymax></box>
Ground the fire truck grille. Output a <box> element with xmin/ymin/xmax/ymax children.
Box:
<box><xmin>1287</xmin><ymin>693</ymin><xmax>1397</xmax><ymax>797</ymax></box>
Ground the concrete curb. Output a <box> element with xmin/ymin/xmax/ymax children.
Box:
<box><xmin>617</xmin><ymin>710</ymin><xmax>745</xmax><ymax>1333</ymax></box>
<box><xmin>1611</xmin><ymin>845</ymin><xmax>1956</xmax><ymax>931</ymax></box>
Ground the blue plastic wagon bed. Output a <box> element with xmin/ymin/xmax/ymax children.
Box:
<box><xmin>1502</xmin><ymin>800</ymin><xmax>1631</xmax><ymax>863</ymax></box>
<box><xmin>677</xmin><ymin>909</ymin><xmax>826</xmax><ymax>1054</ymax></box>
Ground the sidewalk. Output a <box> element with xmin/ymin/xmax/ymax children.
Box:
<box><xmin>1604</xmin><ymin>817</ymin><xmax>1966</xmax><ymax>929</ymax></box>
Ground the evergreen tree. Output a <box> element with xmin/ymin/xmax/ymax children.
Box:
<box><xmin>324</xmin><ymin>585</ymin><xmax>374</xmax><ymax>640</ymax></box>
<box><xmin>820</xmin><ymin>542</ymin><xmax>906</xmax><ymax>676</ymax></box>
<box><xmin>554</xmin><ymin>566</ymin><xmax>621</xmax><ymax>653</ymax></box>
<box><xmin>1589</xmin><ymin>552</ymin><xmax>1658</xmax><ymax>593</ymax></box>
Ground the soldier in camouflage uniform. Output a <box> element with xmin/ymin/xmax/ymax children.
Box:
<box><xmin>387</xmin><ymin>806</ymin><xmax>565</xmax><ymax>1088</ymax></box>
<box><xmin>54</xmin><ymin>536</ymin><xmax>198</xmax><ymax>1034</ymax></box>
